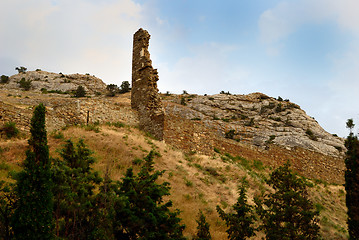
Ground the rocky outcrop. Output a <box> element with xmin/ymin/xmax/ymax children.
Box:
<box><xmin>165</xmin><ymin>92</ymin><xmax>344</xmax><ymax>157</ymax></box>
<box><xmin>2</xmin><ymin>71</ymin><xmax>107</xmax><ymax>95</ymax></box>
<box><xmin>163</xmin><ymin>93</ymin><xmax>345</xmax><ymax>184</ymax></box>
<box><xmin>131</xmin><ymin>28</ymin><xmax>164</xmax><ymax>140</ymax></box>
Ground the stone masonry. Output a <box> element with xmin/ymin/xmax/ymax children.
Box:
<box><xmin>131</xmin><ymin>28</ymin><xmax>165</xmax><ymax>140</ymax></box>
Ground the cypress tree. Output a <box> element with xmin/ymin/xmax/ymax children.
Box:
<box><xmin>256</xmin><ymin>162</ymin><xmax>319</xmax><ymax>240</ymax></box>
<box><xmin>217</xmin><ymin>178</ymin><xmax>256</xmax><ymax>240</ymax></box>
<box><xmin>12</xmin><ymin>103</ymin><xmax>54</xmax><ymax>239</ymax></box>
<box><xmin>194</xmin><ymin>211</ymin><xmax>212</xmax><ymax>240</ymax></box>
<box><xmin>345</xmin><ymin>119</ymin><xmax>359</xmax><ymax>240</ymax></box>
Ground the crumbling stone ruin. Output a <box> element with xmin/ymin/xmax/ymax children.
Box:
<box><xmin>131</xmin><ymin>28</ymin><xmax>165</xmax><ymax>140</ymax></box>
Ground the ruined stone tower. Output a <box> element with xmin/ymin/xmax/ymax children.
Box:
<box><xmin>131</xmin><ymin>28</ymin><xmax>164</xmax><ymax>140</ymax></box>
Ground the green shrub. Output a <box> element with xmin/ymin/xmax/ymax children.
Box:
<box><xmin>51</xmin><ymin>130</ymin><xmax>64</xmax><ymax>139</ymax></box>
<box><xmin>19</xmin><ymin>78</ymin><xmax>32</xmax><ymax>91</ymax></box>
<box><xmin>74</xmin><ymin>86</ymin><xmax>86</xmax><ymax>97</ymax></box>
<box><xmin>0</xmin><ymin>75</ymin><xmax>9</xmax><ymax>84</ymax></box>
<box><xmin>180</xmin><ymin>97</ymin><xmax>187</xmax><ymax>106</ymax></box>
<box><xmin>2</xmin><ymin>121</ymin><xmax>19</xmax><ymax>138</ymax></box>
<box><xmin>214</xmin><ymin>147</ymin><xmax>221</xmax><ymax>154</ymax></box>
<box><xmin>41</xmin><ymin>88</ymin><xmax>48</xmax><ymax>94</ymax></box>
<box><xmin>184</xmin><ymin>178</ymin><xmax>193</xmax><ymax>187</ymax></box>
<box><xmin>275</xmin><ymin>103</ymin><xmax>283</xmax><ymax>113</ymax></box>
<box><xmin>132</xmin><ymin>158</ymin><xmax>143</xmax><ymax>165</ymax></box>
<box><xmin>84</xmin><ymin>124</ymin><xmax>100</xmax><ymax>133</ymax></box>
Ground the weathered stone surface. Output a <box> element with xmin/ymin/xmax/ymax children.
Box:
<box><xmin>131</xmin><ymin>28</ymin><xmax>164</xmax><ymax>140</ymax></box>
<box><xmin>0</xmin><ymin>89</ymin><xmax>138</xmax><ymax>134</ymax></box>
<box><xmin>2</xmin><ymin>71</ymin><xmax>107</xmax><ymax>95</ymax></box>
<box><xmin>164</xmin><ymin>92</ymin><xmax>344</xmax><ymax>157</ymax></box>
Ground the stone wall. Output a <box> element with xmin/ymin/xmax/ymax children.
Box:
<box><xmin>131</xmin><ymin>28</ymin><xmax>164</xmax><ymax>140</ymax></box>
<box><xmin>0</xmin><ymin>92</ymin><xmax>138</xmax><ymax>136</ymax></box>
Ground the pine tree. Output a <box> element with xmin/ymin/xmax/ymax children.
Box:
<box><xmin>256</xmin><ymin>162</ymin><xmax>319</xmax><ymax>240</ymax></box>
<box><xmin>11</xmin><ymin>103</ymin><xmax>54</xmax><ymax>239</ymax></box>
<box><xmin>345</xmin><ymin>119</ymin><xmax>359</xmax><ymax>240</ymax></box>
<box><xmin>217</xmin><ymin>178</ymin><xmax>256</xmax><ymax>240</ymax></box>
<box><xmin>194</xmin><ymin>211</ymin><xmax>212</xmax><ymax>240</ymax></box>
<box><xmin>115</xmin><ymin>151</ymin><xmax>185</xmax><ymax>240</ymax></box>
<box><xmin>52</xmin><ymin>139</ymin><xmax>102</xmax><ymax>239</ymax></box>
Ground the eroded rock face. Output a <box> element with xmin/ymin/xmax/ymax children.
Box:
<box><xmin>131</xmin><ymin>28</ymin><xmax>164</xmax><ymax>140</ymax></box>
<box><xmin>3</xmin><ymin>71</ymin><xmax>107</xmax><ymax>95</ymax></box>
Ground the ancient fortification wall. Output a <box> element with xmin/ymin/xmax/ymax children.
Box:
<box><xmin>131</xmin><ymin>28</ymin><xmax>164</xmax><ymax>140</ymax></box>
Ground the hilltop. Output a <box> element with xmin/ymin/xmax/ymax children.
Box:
<box><xmin>0</xmin><ymin>70</ymin><xmax>348</xmax><ymax>239</ymax></box>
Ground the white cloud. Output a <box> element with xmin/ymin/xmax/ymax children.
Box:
<box><xmin>157</xmin><ymin>42</ymin><xmax>250</xmax><ymax>94</ymax></box>
<box><xmin>259</xmin><ymin>0</ymin><xmax>359</xmax><ymax>44</ymax></box>
<box><xmin>0</xmin><ymin>0</ymin><xmax>142</xmax><ymax>84</ymax></box>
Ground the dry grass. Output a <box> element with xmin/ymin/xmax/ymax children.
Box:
<box><xmin>0</xmin><ymin>123</ymin><xmax>349</xmax><ymax>239</ymax></box>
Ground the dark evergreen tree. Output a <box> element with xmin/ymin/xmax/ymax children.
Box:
<box><xmin>119</xmin><ymin>81</ymin><xmax>130</xmax><ymax>94</ymax></box>
<box><xmin>74</xmin><ymin>85</ymin><xmax>86</xmax><ymax>97</ymax></box>
<box><xmin>345</xmin><ymin>119</ymin><xmax>359</xmax><ymax>240</ymax></box>
<box><xmin>217</xmin><ymin>178</ymin><xmax>256</xmax><ymax>240</ymax></box>
<box><xmin>52</xmin><ymin>139</ymin><xmax>102</xmax><ymax>239</ymax></box>
<box><xmin>0</xmin><ymin>75</ymin><xmax>9</xmax><ymax>84</ymax></box>
<box><xmin>15</xmin><ymin>66</ymin><xmax>27</xmax><ymax>74</ymax></box>
<box><xmin>0</xmin><ymin>181</ymin><xmax>16</xmax><ymax>240</ymax></box>
<box><xmin>11</xmin><ymin>103</ymin><xmax>54</xmax><ymax>239</ymax></box>
<box><xmin>194</xmin><ymin>211</ymin><xmax>211</xmax><ymax>240</ymax></box>
<box><xmin>115</xmin><ymin>151</ymin><xmax>185</xmax><ymax>240</ymax></box>
<box><xmin>106</xmin><ymin>84</ymin><xmax>120</xmax><ymax>97</ymax></box>
<box><xmin>256</xmin><ymin>162</ymin><xmax>319</xmax><ymax>240</ymax></box>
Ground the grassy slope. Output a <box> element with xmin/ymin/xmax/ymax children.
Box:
<box><xmin>0</xmin><ymin>123</ymin><xmax>348</xmax><ymax>239</ymax></box>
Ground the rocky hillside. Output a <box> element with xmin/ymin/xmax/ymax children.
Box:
<box><xmin>163</xmin><ymin>92</ymin><xmax>345</xmax><ymax>184</ymax></box>
<box><xmin>0</xmin><ymin>71</ymin><xmax>349</xmax><ymax>239</ymax></box>
<box><xmin>0</xmin><ymin>71</ymin><xmax>346</xmax><ymax>183</ymax></box>
<box><xmin>2</xmin><ymin>70</ymin><xmax>107</xmax><ymax>95</ymax></box>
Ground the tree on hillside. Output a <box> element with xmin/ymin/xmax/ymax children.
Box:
<box><xmin>114</xmin><ymin>151</ymin><xmax>185</xmax><ymax>240</ymax></box>
<box><xmin>11</xmin><ymin>103</ymin><xmax>54</xmax><ymax>239</ymax></box>
<box><xmin>347</xmin><ymin>118</ymin><xmax>355</xmax><ymax>134</ymax></box>
<box><xmin>52</xmin><ymin>139</ymin><xmax>102</xmax><ymax>239</ymax></box>
<box><xmin>19</xmin><ymin>78</ymin><xmax>32</xmax><ymax>91</ymax></box>
<box><xmin>106</xmin><ymin>84</ymin><xmax>120</xmax><ymax>97</ymax></box>
<box><xmin>0</xmin><ymin>75</ymin><xmax>9</xmax><ymax>84</ymax></box>
<box><xmin>194</xmin><ymin>211</ymin><xmax>212</xmax><ymax>240</ymax></box>
<box><xmin>74</xmin><ymin>85</ymin><xmax>86</xmax><ymax>97</ymax></box>
<box><xmin>15</xmin><ymin>66</ymin><xmax>27</xmax><ymax>74</ymax></box>
<box><xmin>345</xmin><ymin>119</ymin><xmax>359</xmax><ymax>240</ymax></box>
<box><xmin>217</xmin><ymin>178</ymin><xmax>256</xmax><ymax>240</ymax></box>
<box><xmin>255</xmin><ymin>162</ymin><xmax>319</xmax><ymax>240</ymax></box>
<box><xmin>119</xmin><ymin>81</ymin><xmax>130</xmax><ymax>94</ymax></box>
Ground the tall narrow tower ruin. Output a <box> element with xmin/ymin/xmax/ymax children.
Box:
<box><xmin>131</xmin><ymin>28</ymin><xmax>164</xmax><ymax>140</ymax></box>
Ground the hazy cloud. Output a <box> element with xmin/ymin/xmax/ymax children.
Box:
<box><xmin>157</xmin><ymin>42</ymin><xmax>249</xmax><ymax>94</ymax></box>
<box><xmin>0</xmin><ymin>0</ymin><xmax>142</xmax><ymax>83</ymax></box>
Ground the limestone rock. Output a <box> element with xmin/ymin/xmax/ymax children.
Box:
<box><xmin>2</xmin><ymin>71</ymin><xmax>107</xmax><ymax>96</ymax></box>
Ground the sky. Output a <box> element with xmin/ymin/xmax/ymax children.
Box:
<box><xmin>1</xmin><ymin>0</ymin><xmax>358</xmax><ymax>137</ymax></box>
